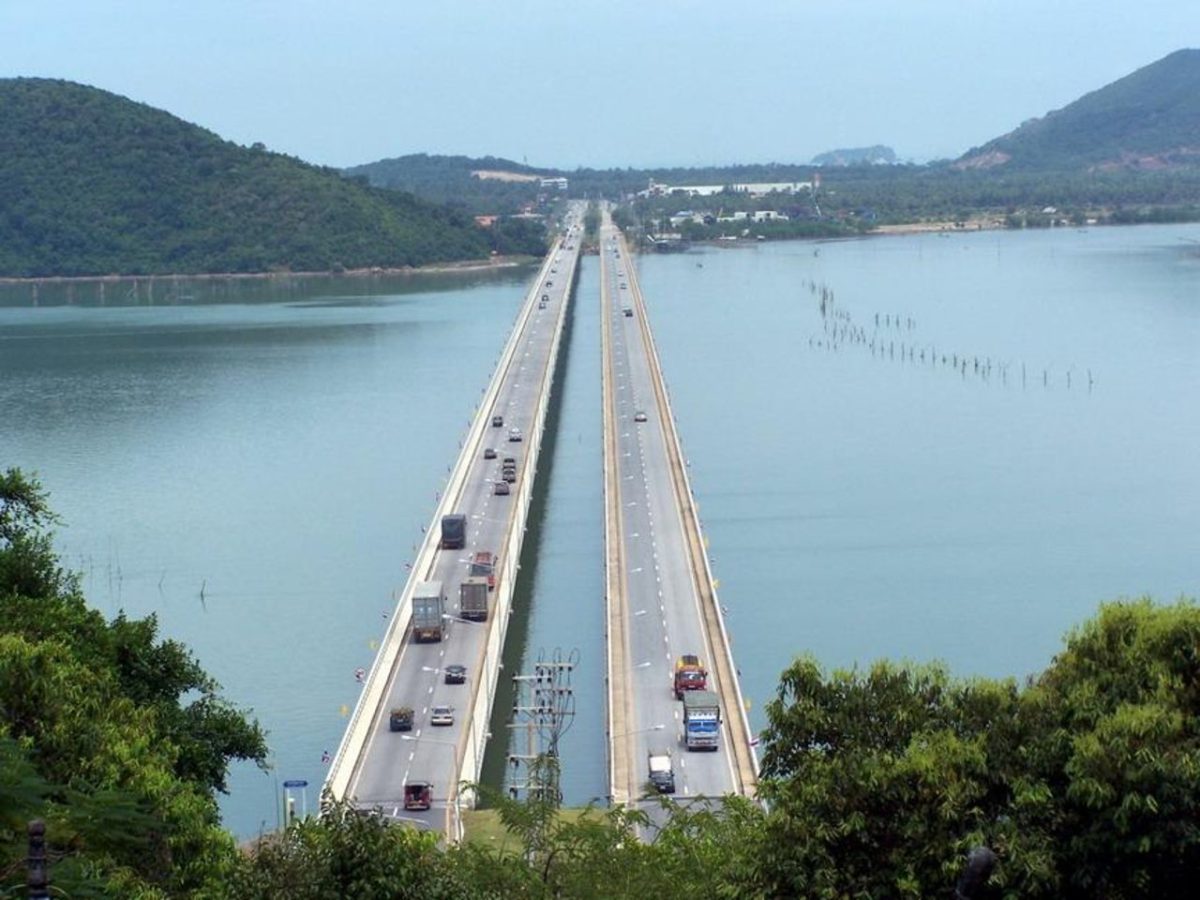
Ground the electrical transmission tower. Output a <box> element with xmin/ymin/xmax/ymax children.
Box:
<box><xmin>507</xmin><ymin>648</ymin><xmax>578</xmax><ymax>804</ymax></box>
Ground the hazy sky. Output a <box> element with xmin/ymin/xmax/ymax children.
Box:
<box><xmin>3</xmin><ymin>1</ymin><xmax>1196</xmax><ymax>169</ymax></box>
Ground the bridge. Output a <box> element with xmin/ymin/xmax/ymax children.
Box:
<box><xmin>324</xmin><ymin>204</ymin><xmax>756</xmax><ymax>839</ymax></box>
<box><xmin>600</xmin><ymin>212</ymin><xmax>757</xmax><ymax>815</ymax></box>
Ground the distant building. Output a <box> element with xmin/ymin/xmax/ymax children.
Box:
<box><xmin>474</xmin><ymin>215</ymin><xmax>499</xmax><ymax>227</ymax></box>
<box><xmin>539</xmin><ymin>176</ymin><xmax>569</xmax><ymax>191</ymax></box>
<box><xmin>639</xmin><ymin>180</ymin><xmax>811</xmax><ymax>198</ymax></box>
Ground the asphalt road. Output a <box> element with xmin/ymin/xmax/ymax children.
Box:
<box><xmin>346</xmin><ymin>212</ymin><xmax>584</xmax><ymax>831</ymax></box>
<box><xmin>601</xmin><ymin>218</ymin><xmax>738</xmax><ymax>819</ymax></box>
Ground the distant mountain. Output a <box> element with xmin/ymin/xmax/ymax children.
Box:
<box><xmin>344</xmin><ymin>153</ymin><xmax>555</xmax><ymax>213</ymax></box>
<box><xmin>0</xmin><ymin>79</ymin><xmax>511</xmax><ymax>277</ymax></box>
<box><xmin>956</xmin><ymin>49</ymin><xmax>1200</xmax><ymax>172</ymax></box>
<box><xmin>811</xmin><ymin>145</ymin><xmax>897</xmax><ymax>167</ymax></box>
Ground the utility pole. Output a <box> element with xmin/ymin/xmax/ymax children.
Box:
<box><xmin>507</xmin><ymin>648</ymin><xmax>578</xmax><ymax>804</ymax></box>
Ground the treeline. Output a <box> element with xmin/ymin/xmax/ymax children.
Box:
<box><xmin>0</xmin><ymin>80</ymin><xmax>544</xmax><ymax>278</ymax></box>
<box><xmin>4</xmin><ymin>469</ymin><xmax>1198</xmax><ymax>897</ymax></box>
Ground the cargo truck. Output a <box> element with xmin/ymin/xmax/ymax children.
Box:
<box><xmin>440</xmin><ymin>514</ymin><xmax>466</xmax><ymax>549</ymax></box>
<box><xmin>682</xmin><ymin>690</ymin><xmax>721</xmax><ymax>751</ymax></box>
<box><xmin>470</xmin><ymin>551</ymin><xmax>496</xmax><ymax>590</ymax></box>
<box><xmin>673</xmin><ymin>654</ymin><xmax>708</xmax><ymax>700</ymax></box>
<box><xmin>412</xmin><ymin>580</ymin><xmax>447</xmax><ymax>642</ymax></box>
<box><xmin>459</xmin><ymin>576</ymin><xmax>489</xmax><ymax>622</ymax></box>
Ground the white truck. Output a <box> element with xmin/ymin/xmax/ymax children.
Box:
<box><xmin>682</xmin><ymin>690</ymin><xmax>721</xmax><ymax>751</ymax></box>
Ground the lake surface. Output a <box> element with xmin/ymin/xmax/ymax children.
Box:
<box><xmin>1</xmin><ymin>225</ymin><xmax>1197</xmax><ymax>836</ymax></box>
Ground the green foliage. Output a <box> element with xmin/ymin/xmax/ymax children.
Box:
<box><xmin>758</xmin><ymin>598</ymin><xmax>1200</xmax><ymax>899</ymax></box>
<box><xmin>221</xmin><ymin>798</ymin><xmax>470</xmax><ymax>900</ymax></box>
<box><xmin>0</xmin><ymin>79</ymin><xmax>499</xmax><ymax>277</ymax></box>
<box><xmin>0</xmin><ymin>468</ymin><xmax>266</xmax><ymax>895</ymax></box>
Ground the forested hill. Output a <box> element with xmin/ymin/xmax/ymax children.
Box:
<box><xmin>0</xmin><ymin>79</ymin><xmax>509</xmax><ymax>277</ymax></box>
<box><xmin>344</xmin><ymin>153</ymin><xmax>552</xmax><ymax>213</ymax></box>
<box><xmin>957</xmin><ymin>48</ymin><xmax>1200</xmax><ymax>172</ymax></box>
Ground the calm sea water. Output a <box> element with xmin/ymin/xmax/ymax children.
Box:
<box><xmin>1</xmin><ymin>226</ymin><xmax>1197</xmax><ymax>836</ymax></box>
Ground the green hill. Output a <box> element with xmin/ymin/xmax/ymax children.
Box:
<box><xmin>0</xmin><ymin>79</ymin><xmax>507</xmax><ymax>277</ymax></box>
<box><xmin>344</xmin><ymin>153</ymin><xmax>553</xmax><ymax>214</ymax></box>
<box><xmin>957</xmin><ymin>49</ymin><xmax>1200</xmax><ymax>172</ymax></box>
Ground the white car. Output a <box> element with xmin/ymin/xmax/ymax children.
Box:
<box><xmin>430</xmin><ymin>705</ymin><xmax>454</xmax><ymax>726</ymax></box>
<box><xmin>634</xmin><ymin>411</ymin><xmax>648</xmax><ymax>423</ymax></box>
<box><xmin>508</xmin><ymin>428</ymin><xmax>523</xmax><ymax>442</ymax></box>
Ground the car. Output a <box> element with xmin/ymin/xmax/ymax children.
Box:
<box><xmin>491</xmin><ymin>414</ymin><xmax>503</xmax><ymax>427</ymax></box>
<box><xmin>430</xmin><ymin>705</ymin><xmax>453</xmax><ymax>726</ymax></box>
<box><xmin>502</xmin><ymin>456</ymin><xmax>516</xmax><ymax>466</ymax></box>
<box><xmin>494</xmin><ymin>480</ymin><xmax>510</xmax><ymax>495</ymax></box>
<box><xmin>389</xmin><ymin>707</ymin><xmax>414</xmax><ymax>732</ymax></box>
<box><xmin>619</xmin><ymin>283</ymin><xmax>627</xmax><ymax>290</ymax></box>
<box><xmin>541</xmin><ymin>293</ymin><xmax>550</xmax><ymax>301</ymax></box>
<box><xmin>508</xmin><ymin>428</ymin><xmax>522</xmax><ymax>442</ymax></box>
<box><xmin>622</xmin><ymin>307</ymin><xmax>633</xmax><ymax>317</ymax></box>
<box><xmin>545</xmin><ymin>280</ymin><xmax>553</xmax><ymax>288</ymax></box>
<box><xmin>502</xmin><ymin>468</ymin><xmax>516</xmax><ymax>483</ymax></box>
<box><xmin>483</xmin><ymin>447</ymin><xmax>497</xmax><ymax>459</ymax></box>
<box><xmin>634</xmin><ymin>411</ymin><xmax>648</xmax><ymax>422</ymax></box>
<box><xmin>444</xmin><ymin>665</ymin><xmax>467</xmax><ymax>685</ymax></box>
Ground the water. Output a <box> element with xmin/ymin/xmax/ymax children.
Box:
<box><xmin>635</xmin><ymin>225</ymin><xmax>1200</xmax><ymax>728</ymax></box>
<box><xmin>2</xmin><ymin>226</ymin><xmax>1198</xmax><ymax>836</ymax></box>
<box><xmin>0</xmin><ymin>269</ymin><xmax>537</xmax><ymax>836</ymax></box>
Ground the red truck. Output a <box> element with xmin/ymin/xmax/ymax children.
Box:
<box><xmin>674</xmin><ymin>654</ymin><xmax>708</xmax><ymax>700</ymax></box>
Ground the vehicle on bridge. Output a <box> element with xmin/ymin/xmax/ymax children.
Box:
<box><xmin>389</xmin><ymin>706</ymin><xmax>414</xmax><ymax>732</ymax></box>
<box><xmin>673</xmin><ymin>654</ymin><xmax>708</xmax><ymax>699</ymax></box>
<box><xmin>622</xmin><ymin>307</ymin><xmax>633</xmax><ymax>317</ymax></box>
<box><xmin>508</xmin><ymin>427</ymin><xmax>522</xmax><ymax>442</ymax></box>
<box><xmin>483</xmin><ymin>447</ymin><xmax>497</xmax><ymax>459</ymax></box>
<box><xmin>470</xmin><ymin>551</ymin><xmax>496</xmax><ymax>589</ymax></box>
<box><xmin>648</xmin><ymin>750</ymin><xmax>676</xmax><ymax>794</ymax></box>
<box><xmin>443</xmin><ymin>664</ymin><xmax>467</xmax><ymax>685</ymax></box>
<box><xmin>430</xmin><ymin>705</ymin><xmax>454</xmax><ymax>726</ymax></box>
<box><xmin>440</xmin><ymin>514</ymin><xmax>466</xmax><ymax>549</ymax></box>
<box><xmin>682</xmin><ymin>690</ymin><xmax>721</xmax><ymax>751</ymax></box>
<box><xmin>494</xmin><ymin>480</ymin><xmax>510</xmax><ymax>496</ymax></box>
<box><xmin>412</xmin><ymin>581</ymin><xmax>448</xmax><ymax>642</ymax></box>
<box><xmin>491</xmin><ymin>414</ymin><xmax>504</xmax><ymax>427</ymax></box>
<box><xmin>403</xmin><ymin>781</ymin><xmax>432</xmax><ymax>811</ymax></box>
<box><xmin>460</xmin><ymin>576</ymin><xmax>490</xmax><ymax>621</ymax></box>
<box><xmin>634</xmin><ymin>411</ymin><xmax>648</xmax><ymax>423</ymax></box>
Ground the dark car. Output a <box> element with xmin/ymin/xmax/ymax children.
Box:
<box><xmin>483</xmin><ymin>447</ymin><xmax>497</xmax><ymax>459</ymax></box>
<box><xmin>491</xmin><ymin>415</ymin><xmax>503</xmax><ymax>427</ymax></box>
<box><xmin>444</xmin><ymin>664</ymin><xmax>467</xmax><ymax>685</ymax></box>
<box><xmin>494</xmin><ymin>480</ymin><xmax>510</xmax><ymax>495</ymax></box>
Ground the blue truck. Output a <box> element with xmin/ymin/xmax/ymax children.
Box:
<box><xmin>682</xmin><ymin>690</ymin><xmax>721</xmax><ymax>751</ymax></box>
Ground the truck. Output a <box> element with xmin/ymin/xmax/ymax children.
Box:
<box><xmin>403</xmin><ymin>781</ymin><xmax>433</xmax><ymax>811</ymax></box>
<box><xmin>470</xmin><ymin>551</ymin><xmax>496</xmax><ymax>590</ymax></box>
<box><xmin>412</xmin><ymin>580</ymin><xmax>447</xmax><ymax>642</ymax></box>
<box><xmin>440</xmin><ymin>514</ymin><xmax>466</xmax><ymax>549</ymax></box>
<box><xmin>459</xmin><ymin>576</ymin><xmax>490</xmax><ymax>622</ymax></box>
<box><xmin>682</xmin><ymin>690</ymin><xmax>721</xmax><ymax>751</ymax></box>
<box><xmin>674</xmin><ymin>654</ymin><xmax>708</xmax><ymax>700</ymax></box>
<box><xmin>647</xmin><ymin>749</ymin><xmax>676</xmax><ymax>794</ymax></box>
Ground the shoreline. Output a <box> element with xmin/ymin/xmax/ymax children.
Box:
<box><xmin>0</xmin><ymin>254</ymin><xmax>537</xmax><ymax>287</ymax></box>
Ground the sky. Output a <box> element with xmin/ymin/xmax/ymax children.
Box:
<box><xmin>2</xmin><ymin>0</ymin><xmax>1197</xmax><ymax>170</ymax></box>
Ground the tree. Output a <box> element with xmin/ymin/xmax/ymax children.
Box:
<box><xmin>1</xmin><ymin>468</ymin><xmax>267</xmax><ymax>895</ymax></box>
<box><xmin>756</xmin><ymin>598</ymin><xmax>1200</xmax><ymax>899</ymax></box>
